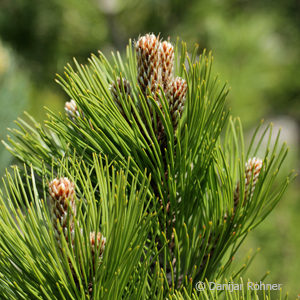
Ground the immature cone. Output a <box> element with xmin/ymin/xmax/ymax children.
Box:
<box><xmin>87</xmin><ymin>231</ymin><xmax>106</xmax><ymax>297</ymax></box>
<box><xmin>160</xmin><ymin>40</ymin><xmax>174</xmax><ymax>92</ymax></box>
<box><xmin>167</xmin><ymin>77</ymin><xmax>187</xmax><ymax>130</ymax></box>
<box><xmin>234</xmin><ymin>157</ymin><xmax>263</xmax><ymax>209</ymax></box>
<box><xmin>49</xmin><ymin>177</ymin><xmax>76</xmax><ymax>245</ymax></box>
<box><xmin>109</xmin><ymin>77</ymin><xmax>132</xmax><ymax>117</ymax></box>
<box><xmin>136</xmin><ymin>34</ymin><xmax>162</xmax><ymax>99</ymax></box>
<box><xmin>65</xmin><ymin>99</ymin><xmax>80</xmax><ymax>120</ymax></box>
<box><xmin>90</xmin><ymin>231</ymin><xmax>106</xmax><ymax>260</ymax></box>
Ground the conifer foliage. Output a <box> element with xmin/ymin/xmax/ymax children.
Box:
<box><xmin>0</xmin><ymin>34</ymin><xmax>294</xmax><ymax>299</ymax></box>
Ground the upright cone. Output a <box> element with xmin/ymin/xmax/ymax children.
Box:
<box><xmin>90</xmin><ymin>231</ymin><xmax>106</xmax><ymax>261</ymax></box>
<box><xmin>49</xmin><ymin>177</ymin><xmax>76</xmax><ymax>246</ymax></box>
<box><xmin>65</xmin><ymin>99</ymin><xmax>80</xmax><ymax>120</ymax></box>
<box><xmin>136</xmin><ymin>34</ymin><xmax>162</xmax><ymax>99</ymax></box>
<box><xmin>168</xmin><ymin>77</ymin><xmax>187</xmax><ymax>130</ymax></box>
<box><xmin>109</xmin><ymin>77</ymin><xmax>132</xmax><ymax>118</ymax></box>
<box><xmin>234</xmin><ymin>157</ymin><xmax>263</xmax><ymax>209</ymax></box>
<box><xmin>160</xmin><ymin>40</ymin><xmax>174</xmax><ymax>93</ymax></box>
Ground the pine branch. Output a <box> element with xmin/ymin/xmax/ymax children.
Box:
<box><xmin>0</xmin><ymin>157</ymin><xmax>156</xmax><ymax>299</ymax></box>
<box><xmin>0</xmin><ymin>34</ymin><xmax>294</xmax><ymax>297</ymax></box>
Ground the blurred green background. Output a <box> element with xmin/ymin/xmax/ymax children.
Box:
<box><xmin>0</xmin><ymin>0</ymin><xmax>299</xmax><ymax>296</ymax></box>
